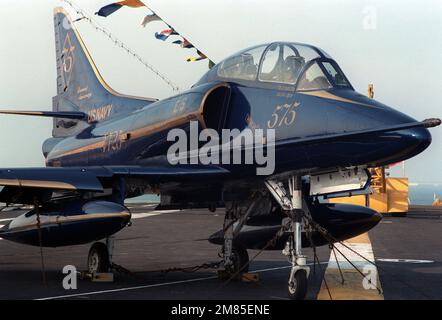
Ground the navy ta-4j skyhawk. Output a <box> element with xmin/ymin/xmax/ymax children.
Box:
<box><xmin>0</xmin><ymin>7</ymin><xmax>440</xmax><ymax>299</ymax></box>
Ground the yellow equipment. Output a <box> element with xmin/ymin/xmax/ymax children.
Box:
<box><xmin>433</xmin><ymin>197</ymin><xmax>442</xmax><ymax>207</ymax></box>
<box><xmin>329</xmin><ymin>176</ymin><xmax>409</xmax><ymax>214</ymax></box>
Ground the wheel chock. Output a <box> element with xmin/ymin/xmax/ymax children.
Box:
<box><xmin>79</xmin><ymin>271</ymin><xmax>114</xmax><ymax>282</ymax></box>
<box><xmin>217</xmin><ymin>270</ymin><xmax>259</xmax><ymax>282</ymax></box>
<box><xmin>91</xmin><ymin>272</ymin><xmax>114</xmax><ymax>282</ymax></box>
<box><xmin>241</xmin><ymin>273</ymin><xmax>259</xmax><ymax>282</ymax></box>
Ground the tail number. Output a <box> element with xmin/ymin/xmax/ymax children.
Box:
<box><xmin>102</xmin><ymin>130</ymin><xmax>129</xmax><ymax>153</ymax></box>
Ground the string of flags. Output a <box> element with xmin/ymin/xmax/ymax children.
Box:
<box><xmin>96</xmin><ymin>0</ymin><xmax>145</xmax><ymax>18</ymax></box>
<box><xmin>141</xmin><ymin>13</ymin><xmax>160</xmax><ymax>27</ymax></box>
<box><xmin>154</xmin><ymin>28</ymin><xmax>178</xmax><ymax>41</ymax></box>
<box><xmin>172</xmin><ymin>38</ymin><xmax>193</xmax><ymax>49</ymax></box>
<box><xmin>187</xmin><ymin>50</ymin><xmax>207</xmax><ymax>62</ymax></box>
<box><xmin>95</xmin><ymin>0</ymin><xmax>214</xmax><ymax>66</ymax></box>
<box><xmin>61</xmin><ymin>0</ymin><xmax>180</xmax><ymax>91</ymax></box>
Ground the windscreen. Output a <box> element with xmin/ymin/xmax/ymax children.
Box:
<box><xmin>297</xmin><ymin>62</ymin><xmax>332</xmax><ymax>90</ymax></box>
<box><xmin>259</xmin><ymin>43</ymin><xmax>321</xmax><ymax>84</ymax></box>
<box><xmin>321</xmin><ymin>61</ymin><xmax>351</xmax><ymax>88</ymax></box>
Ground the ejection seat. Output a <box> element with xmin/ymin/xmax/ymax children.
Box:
<box><xmin>282</xmin><ymin>55</ymin><xmax>305</xmax><ymax>83</ymax></box>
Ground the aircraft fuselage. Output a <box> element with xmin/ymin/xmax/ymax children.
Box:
<box><xmin>45</xmin><ymin>83</ymin><xmax>431</xmax><ymax>179</ymax></box>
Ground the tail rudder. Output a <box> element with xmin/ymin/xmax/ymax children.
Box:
<box><xmin>52</xmin><ymin>7</ymin><xmax>156</xmax><ymax>136</ymax></box>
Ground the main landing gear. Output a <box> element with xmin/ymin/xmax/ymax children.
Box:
<box><xmin>265</xmin><ymin>176</ymin><xmax>310</xmax><ymax>300</ymax></box>
<box><xmin>86</xmin><ymin>179</ymin><xmax>124</xmax><ymax>279</ymax></box>
<box><xmin>220</xmin><ymin>197</ymin><xmax>267</xmax><ymax>277</ymax></box>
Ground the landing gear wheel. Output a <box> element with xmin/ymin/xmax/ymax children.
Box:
<box><xmin>288</xmin><ymin>269</ymin><xmax>308</xmax><ymax>300</ymax></box>
<box><xmin>88</xmin><ymin>242</ymin><xmax>110</xmax><ymax>274</ymax></box>
<box><xmin>232</xmin><ymin>244</ymin><xmax>249</xmax><ymax>274</ymax></box>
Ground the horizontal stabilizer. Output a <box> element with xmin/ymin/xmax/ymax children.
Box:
<box><xmin>0</xmin><ymin>110</ymin><xmax>87</xmax><ymax>120</ymax></box>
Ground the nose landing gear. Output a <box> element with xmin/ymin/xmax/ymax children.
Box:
<box><xmin>288</xmin><ymin>268</ymin><xmax>308</xmax><ymax>300</ymax></box>
<box><xmin>266</xmin><ymin>176</ymin><xmax>310</xmax><ymax>300</ymax></box>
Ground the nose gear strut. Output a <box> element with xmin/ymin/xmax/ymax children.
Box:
<box><xmin>265</xmin><ymin>176</ymin><xmax>310</xmax><ymax>300</ymax></box>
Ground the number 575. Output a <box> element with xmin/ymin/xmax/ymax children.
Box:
<box><xmin>267</xmin><ymin>102</ymin><xmax>300</xmax><ymax>129</ymax></box>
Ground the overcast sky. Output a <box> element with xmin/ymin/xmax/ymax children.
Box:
<box><xmin>0</xmin><ymin>0</ymin><xmax>441</xmax><ymax>182</ymax></box>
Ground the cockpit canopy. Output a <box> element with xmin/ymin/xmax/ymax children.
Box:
<box><xmin>197</xmin><ymin>42</ymin><xmax>352</xmax><ymax>91</ymax></box>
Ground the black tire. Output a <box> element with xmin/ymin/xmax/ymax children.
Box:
<box><xmin>88</xmin><ymin>242</ymin><xmax>110</xmax><ymax>274</ymax></box>
<box><xmin>288</xmin><ymin>269</ymin><xmax>308</xmax><ymax>300</ymax></box>
<box><xmin>232</xmin><ymin>244</ymin><xmax>250</xmax><ymax>274</ymax></box>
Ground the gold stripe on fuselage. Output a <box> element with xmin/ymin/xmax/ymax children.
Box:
<box><xmin>299</xmin><ymin>90</ymin><xmax>374</xmax><ymax>107</ymax></box>
<box><xmin>52</xmin><ymin>139</ymin><xmax>105</xmax><ymax>158</ymax></box>
<box><xmin>129</xmin><ymin>112</ymin><xmax>200</xmax><ymax>140</ymax></box>
<box><xmin>51</xmin><ymin>111</ymin><xmax>201</xmax><ymax>159</ymax></box>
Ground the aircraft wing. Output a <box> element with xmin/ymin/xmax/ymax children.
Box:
<box><xmin>0</xmin><ymin>165</ymin><xmax>229</xmax><ymax>205</ymax></box>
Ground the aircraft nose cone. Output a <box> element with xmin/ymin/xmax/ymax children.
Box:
<box><xmin>400</xmin><ymin>126</ymin><xmax>432</xmax><ymax>159</ymax></box>
<box><xmin>370</xmin><ymin>210</ymin><xmax>383</xmax><ymax>226</ymax></box>
<box><xmin>411</xmin><ymin>126</ymin><xmax>432</xmax><ymax>149</ymax></box>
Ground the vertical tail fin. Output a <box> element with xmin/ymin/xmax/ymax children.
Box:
<box><xmin>52</xmin><ymin>7</ymin><xmax>156</xmax><ymax>136</ymax></box>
